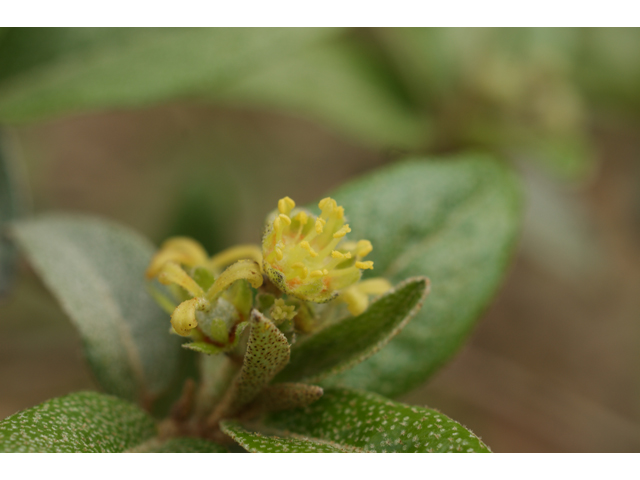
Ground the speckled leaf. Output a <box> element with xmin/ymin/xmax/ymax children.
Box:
<box><xmin>233</xmin><ymin>388</ymin><xmax>490</xmax><ymax>453</ymax></box>
<box><xmin>221</xmin><ymin>421</ymin><xmax>346</xmax><ymax>453</ymax></box>
<box><xmin>323</xmin><ymin>156</ymin><xmax>521</xmax><ymax>397</ymax></box>
<box><xmin>213</xmin><ymin>37</ymin><xmax>427</xmax><ymax>149</ymax></box>
<box><xmin>259</xmin><ymin>383</ymin><xmax>324</xmax><ymax>412</ymax></box>
<box><xmin>209</xmin><ymin>310</ymin><xmax>290</xmax><ymax>421</ymax></box>
<box><xmin>11</xmin><ymin>214</ymin><xmax>183</xmax><ymax>406</ymax></box>
<box><xmin>129</xmin><ymin>437</ymin><xmax>228</xmax><ymax>453</ymax></box>
<box><xmin>275</xmin><ymin>277</ymin><xmax>429</xmax><ymax>384</ymax></box>
<box><xmin>0</xmin><ymin>129</ymin><xmax>27</xmax><ymax>297</ymax></box>
<box><xmin>0</xmin><ymin>392</ymin><xmax>157</xmax><ymax>452</ymax></box>
<box><xmin>0</xmin><ymin>28</ymin><xmax>340</xmax><ymax>124</ymax></box>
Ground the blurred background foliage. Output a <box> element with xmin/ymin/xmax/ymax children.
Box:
<box><xmin>1</xmin><ymin>27</ymin><xmax>640</xmax><ymax>452</ymax></box>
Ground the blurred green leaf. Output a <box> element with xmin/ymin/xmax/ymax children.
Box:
<box><xmin>577</xmin><ymin>28</ymin><xmax>640</xmax><ymax>111</ymax></box>
<box><xmin>213</xmin><ymin>37</ymin><xmax>427</xmax><ymax>149</ymax></box>
<box><xmin>0</xmin><ymin>129</ymin><xmax>27</xmax><ymax>297</ymax></box>
<box><xmin>259</xmin><ymin>383</ymin><xmax>324</xmax><ymax>412</ymax></box>
<box><xmin>223</xmin><ymin>388</ymin><xmax>490</xmax><ymax>453</ymax></box>
<box><xmin>11</xmin><ymin>214</ymin><xmax>183</xmax><ymax>407</ymax></box>
<box><xmin>0</xmin><ymin>392</ymin><xmax>156</xmax><ymax>452</ymax></box>
<box><xmin>0</xmin><ymin>28</ymin><xmax>340</xmax><ymax>124</ymax></box>
<box><xmin>323</xmin><ymin>156</ymin><xmax>521</xmax><ymax>397</ymax></box>
<box><xmin>183</xmin><ymin>341</ymin><xmax>225</xmax><ymax>356</ymax></box>
<box><xmin>275</xmin><ymin>277</ymin><xmax>429</xmax><ymax>384</ymax></box>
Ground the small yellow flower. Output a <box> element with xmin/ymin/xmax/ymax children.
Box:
<box><xmin>262</xmin><ymin>196</ymin><xmax>376</xmax><ymax>303</ymax></box>
<box><xmin>146</xmin><ymin>238</ymin><xmax>263</xmax><ymax>337</ymax></box>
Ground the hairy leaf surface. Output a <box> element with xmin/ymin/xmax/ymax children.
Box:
<box><xmin>275</xmin><ymin>277</ymin><xmax>429</xmax><ymax>383</ymax></box>
<box><xmin>0</xmin><ymin>392</ymin><xmax>156</xmax><ymax>453</ymax></box>
<box><xmin>12</xmin><ymin>215</ymin><xmax>183</xmax><ymax>406</ymax></box>
<box><xmin>223</xmin><ymin>388</ymin><xmax>490</xmax><ymax>453</ymax></box>
<box><xmin>323</xmin><ymin>156</ymin><xmax>521</xmax><ymax>396</ymax></box>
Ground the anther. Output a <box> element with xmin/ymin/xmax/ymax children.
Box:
<box><xmin>278</xmin><ymin>196</ymin><xmax>296</xmax><ymax>215</ymax></box>
<box><xmin>315</xmin><ymin>218</ymin><xmax>326</xmax><ymax>234</ymax></box>
<box><xmin>279</xmin><ymin>214</ymin><xmax>292</xmax><ymax>226</ymax></box>
<box><xmin>309</xmin><ymin>270</ymin><xmax>325</xmax><ymax>278</ymax></box>
<box><xmin>300</xmin><ymin>241</ymin><xmax>318</xmax><ymax>257</ymax></box>
<box><xmin>295</xmin><ymin>211</ymin><xmax>309</xmax><ymax>225</ymax></box>
<box><xmin>276</xmin><ymin>247</ymin><xmax>284</xmax><ymax>260</ymax></box>
<box><xmin>356</xmin><ymin>240</ymin><xmax>373</xmax><ymax>258</ymax></box>
<box><xmin>333</xmin><ymin>224</ymin><xmax>351</xmax><ymax>238</ymax></box>
<box><xmin>355</xmin><ymin>261</ymin><xmax>374</xmax><ymax>270</ymax></box>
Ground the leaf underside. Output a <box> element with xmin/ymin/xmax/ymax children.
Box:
<box><xmin>222</xmin><ymin>388</ymin><xmax>490</xmax><ymax>453</ymax></box>
<box><xmin>11</xmin><ymin>215</ymin><xmax>183</xmax><ymax>405</ymax></box>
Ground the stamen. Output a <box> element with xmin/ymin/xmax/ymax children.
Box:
<box><xmin>309</xmin><ymin>270</ymin><xmax>325</xmax><ymax>278</ymax></box>
<box><xmin>356</xmin><ymin>278</ymin><xmax>392</xmax><ymax>294</ymax></box>
<box><xmin>318</xmin><ymin>197</ymin><xmax>334</xmax><ymax>211</ymax></box>
<box><xmin>356</xmin><ymin>240</ymin><xmax>373</xmax><ymax>258</ymax></box>
<box><xmin>206</xmin><ymin>260</ymin><xmax>263</xmax><ymax>302</ymax></box>
<box><xmin>294</xmin><ymin>211</ymin><xmax>309</xmax><ymax>225</ymax></box>
<box><xmin>355</xmin><ymin>261</ymin><xmax>374</xmax><ymax>270</ymax></box>
<box><xmin>276</xmin><ymin>247</ymin><xmax>284</xmax><ymax>260</ymax></box>
<box><xmin>157</xmin><ymin>262</ymin><xmax>205</xmax><ymax>297</ymax></box>
<box><xmin>270</xmin><ymin>298</ymin><xmax>297</xmax><ymax>323</ymax></box>
<box><xmin>292</xmin><ymin>262</ymin><xmax>309</xmax><ymax>279</ymax></box>
<box><xmin>300</xmin><ymin>241</ymin><xmax>318</xmax><ymax>257</ymax></box>
<box><xmin>278</xmin><ymin>196</ymin><xmax>296</xmax><ymax>215</ymax></box>
<box><xmin>171</xmin><ymin>297</ymin><xmax>210</xmax><ymax>337</ymax></box>
<box><xmin>209</xmin><ymin>244</ymin><xmax>262</xmax><ymax>272</ymax></box>
<box><xmin>279</xmin><ymin>214</ymin><xmax>292</xmax><ymax>226</ymax></box>
<box><xmin>146</xmin><ymin>237</ymin><xmax>208</xmax><ymax>278</ymax></box>
<box><xmin>341</xmin><ymin>289</ymin><xmax>369</xmax><ymax>316</ymax></box>
<box><xmin>315</xmin><ymin>218</ymin><xmax>326</xmax><ymax>234</ymax></box>
<box><xmin>333</xmin><ymin>224</ymin><xmax>351</xmax><ymax>238</ymax></box>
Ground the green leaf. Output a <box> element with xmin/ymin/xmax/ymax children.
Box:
<box><xmin>275</xmin><ymin>277</ymin><xmax>429</xmax><ymax>384</ymax></box>
<box><xmin>213</xmin><ymin>37</ymin><xmax>427</xmax><ymax>149</ymax></box>
<box><xmin>224</xmin><ymin>388</ymin><xmax>490</xmax><ymax>453</ymax></box>
<box><xmin>0</xmin><ymin>391</ymin><xmax>157</xmax><ymax>452</ymax></box>
<box><xmin>183</xmin><ymin>342</ymin><xmax>225</xmax><ymax>356</ymax></box>
<box><xmin>128</xmin><ymin>437</ymin><xmax>228</xmax><ymax>453</ymax></box>
<box><xmin>323</xmin><ymin>156</ymin><xmax>521</xmax><ymax>397</ymax></box>
<box><xmin>221</xmin><ymin>421</ymin><xmax>346</xmax><ymax>453</ymax></box>
<box><xmin>259</xmin><ymin>383</ymin><xmax>324</xmax><ymax>412</ymax></box>
<box><xmin>0</xmin><ymin>28</ymin><xmax>340</xmax><ymax>124</ymax></box>
<box><xmin>209</xmin><ymin>310</ymin><xmax>290</xmax><ymax>421</ymax></box>
<box><xmin>0</xmin><ymin>129</ymin><xmax>27</xmax><ymax>297</ymax></box>
<box><xmin>11</xmin><ymin>214</ymin><xmax>183</xmax><ymax>406</ymax></box>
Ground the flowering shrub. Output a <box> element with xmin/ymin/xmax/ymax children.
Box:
<box><xmin>0</xmin><ymin>155</ymin><xmax>520</xmax><ymax>452</ymax></box>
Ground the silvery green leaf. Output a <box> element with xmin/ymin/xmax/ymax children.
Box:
<box><xmin>323</xmin><ymin>156</ymin><xmax>521</xmax><ymax>396</ymax></box>
<box><xmin>0</xmin><ymin>392</ymin><xmax>156</xmax><ymax>453</ymax></box>
<box><xmin>223</xmin><ymin>388</ymin><xmax>490</xmax><ymax>453</ymax></box>
<box><xmin>274</xmin><ymin>277</ymin><xmax>428</xmax><ymax>384</ymax></box>
<box><xmin>11</xmin><ymin>214</ymin><xmax>183</xmax><ymax>406</ymax></box>
<box><xmin>0</xmin><ymin>28</ymin><xmax>340</xmax><ymax>124</ymax></box>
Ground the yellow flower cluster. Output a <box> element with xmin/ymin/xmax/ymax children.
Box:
<box><xmin>146</xmin><ymin>195</ymin><xmax>393</xmax><ymax>337</ymax></box>
<box><xmin>262</xmin><ymin>196</ymin><xmax>377</xmax><ymax>304</ymax></box>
